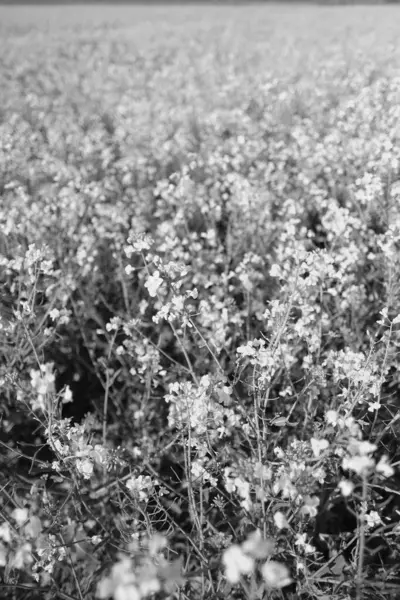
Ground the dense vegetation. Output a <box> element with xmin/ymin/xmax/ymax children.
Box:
<box><xmin>1</xmin><ymin>5</ymin><xmax>400</xmax><ymax>600</ymax></box>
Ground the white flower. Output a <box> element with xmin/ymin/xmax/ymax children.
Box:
<box><xmin>234</xmin><ymin>477</ymin><xmax>252</xmax><ymax>511</ymax></box>
<box><xmin>126</xmin><ymin>475</ymin><xmax>154</xmax><ymax>500</ymax></box>
<box><xmin>11</xmin><ymin>542</ymin><xmax>33</xmax><ymax>569</ymax></box>
<box><xmin>222</xmin><ymin>544</ymin><xmax>254</xmax><ymax>583</ymax></box>
<box><xmin>62</xmin><ymin>385</ymin><xmax>73</xmax><ymax>404</ymax></box>
<box><xmin>338</xmin><ymin>480</ymin><xmax>354</xmax><ymax>497</ymax></box>
<box><xmin>171</xmin><ymin>294</ymin><xmax>185</xmax><ymax>311</ymax></box>
<box><xmin>325</xmin><ymin>410</ymin><xmax>339</xmax><ymax>425</ymax></box>
<box><xmin>236</xmin><ymin>342</ymin><xmax>256</xmax><ymax>357</ymax></box>
<box><xmin>300</xmin><ymin>495</ymin><xmax>319</xmax><ymax>517</ymax></box>
<box><xmin>311</xmin><ymin>437</ymin><xmax>329</xmax><ymax>457</ymax></box>
<box><xmin>148</xmin><ymin>533</ymin><xmax>167</xmax><ymax>556</ymax></box>
<box><xmin>76</xmin><ymin>458</ymin><xmax>94</xmax><ymax>479</ymax></box>
<box><xmin>365</xmin><ymin>511</ymin><xmax>382</xmax><ymax>529</ymax></box>
<box><xmin>241</xmin><ymin>530</ymin><xmax>274</xmax><ymax>559</ymax></box>
<box><xmin>191</xmin><ymin>461</ymin><xmax>206</xmax><ymax>481</ymax></box>
<box><xmin>273</xmin><ymin>511</ymin><xmax>289</xmax><ymax>530</ymax></box>
<box><xmin>269</xmin><ymin>264</ymin><xmax>282</xmax><ymax>278</ymax></box>
<box><xmin>112</xmin><ymin>581</ymin><xmax>140</xmax><ymax>600</ymax></box>
<box><xmin>342</xmin><ymin>455</ymin><xmax>375</xmax><ymax>476</ymax></box>
<box><xmin>295</xmin><ymin>533</ymin><xmax>315</xmax><ymax>554</ymax></box>
<box><xmin>106</xmin><ymin>317</ymin><xmax>121</xmax><ymax>332</ymax></box>
<box><xmin>349</xmin><ymin>440</ymin><xmax>376</xmax><ymax>456</ymax></box>
<box><xmin>376</xmin><ymin>456</ymin><xmax>394</xmax><ymax>478</ymax></box>
<box><xmin>98</xmin><ymin>558</ymin><xmax>138</xmax><ymax>600</ymax></box>
<box><xmin>0</xmin><ymin>522</ymin><xmax>12</xmax><ymax>543</ymax></box>
<box><xmin>261</xmin><ymin>561</ymin><xmax>292</xmax><ymax>589</ymax></box>
<box><xmin>91</xmin><ymin>535</ymin><xmax>102</xmax><ymax>545</ymax></box>
<box><xmin>138</xmin><ymin>576</ymin><xmax>161</xmax><ymax>597</ymax></box>
<box><xmin>144</xmin><ymin>270</ymin><xmax>163</xmax><ymax>297</ymax></box>
<box><xmin>273</xmin><ymin>446</ymin><xmax>285</xmax><ymax>459</ymax></box>
<box><xmin>30</xmin><ymin>363</ymin><xmax>55</xmax><ymax>396</ymax></box>
<box><xmin>12</xmin><ymin>508</ymin><xmax>29</xmax><ymax>526</ymax></box>
<box><xmin>49</xmin><ymin>308</ymin><xmax>60</xmax><ymax>321</ymax></box>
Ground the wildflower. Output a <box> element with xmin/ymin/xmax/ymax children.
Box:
<box><xmin>126</xmin><ymin>475</ymin><xmax>154</xmax><ymax>501</ymax></box>
<box><xmin>234</xmin><ymin>477</ymin><xmax>252</xmax><ymax>510</ymax></box>
<box><xmin>0</xmin><ymin>523</ymin><xmax>11</xmax><ymax>543</ymax></box>
<box><xmin>97</xmin><ymin>558</ymin><xmax>139</xmax><ymax>600</ymax></box>
<box><xmin>148</xmin><ymin>534</ymin><xmax>167</xmax><ymax>556</ymax></box>
<box><xmin>261</xmin><ymin>561</ymin><xmax>292</xmax><ymax>589</ymax></box>
<box><xmin>76</xmin><ymin>458</ymin><xmax>94</xmax><ymax>479</ymax></box>
<box><xmin>300</xmin><ymin>495</ymin><xmax>319</xmax><ymax>518</ymax></box>
<box><xmin>49</xmin><ymin>308</ymin><xmax>60</xmax><ymax>321</ymax></box>
<box><xmin>269</xmin><ymin>264</ymin><xmax>282</xmax><ymax>278</ymax></box>
<box><xmin>338</xmin><ymin>480</ymin><xmax>354</xmax><ymax>497</ymax></box>
<box><xmin>222</xmin><ymin>544</ymin><xmax>254</xmax><ymax>583</ymax></box>
<box><xmin>144</xmin><ymin>270</ymin><xmax>163</xmax><ymax>297</ymax></box>
<box><xmin>310</xmin><ymin>437</ymin><xmax>329</xmax><ymax>457</ymax></box>
<box><xmin>91</xmin><ymin>536</ymin><xmax>102</xmax><ymax>545</ymax></box>
<box><xmin>12</xmin><ymin>542</ymin><xmax>33</xmax><ymax>570</ymax></box>
<box><xmin>12</xmin><ymin>508</ymin><xmax>29</xmax><ymax>526</ymax></box>
<box><xmin>106</xmin><ymin>317</ymin><xmax>122</xmax><ymax>332</ymax></box>
<box><xmin>125</xmin><ymin>233</ymin><xmax>153</xmax><ymax>255</ymax></box>
<box><xmin>137</xmin><ymin>573</ymin><xmax>160</xmax><ymax>597</ymax></box>
<box><xmin>241</xmin><ymin>530</ymin><xmax>274</xmax><ymax>559</ymax></box>
<box><xmin>236</xmin><ymin>342</ymin><xmax>256</xmax><ymax>357</ymax></box>
<box><xmin>342</xmin><ymin>455</ymin><xmax>375</xmax><ymax>477</ymax></box>
<box><xmin>62</xmin><ymin>385</ymin><xmax>73</xmax><ymax>404</ymax></box>
<box><xmin>295</xmin><ymin>533</ymin><xmax>315</xmax><ymax>554</ymax></box>
<box><xmin>352</xmin><ymin>441</ymin><xmax>376</xmax><ymax>455</ymax></box>
<box><xmin>273</xmin><ymin>473</ymin><xmax>297</xmax><ymax>500</ymax></box>
<box><xmin>376</xmin><ymin>455</ymin><xmax>395</xmax><ymax>478</ymax></box>
<box><xmin>312</xmin><ymin>466</ymin><xmax>327</xmax><ymax>484</ymax></box>
<box><xmin>273</xmin><ymin>511</ymin><xmax>289</xmax><ymax>530</ymax></box>
<box><xmin>30</xmin><ymin>363</ymin><xmax>56</xmax><ymax>411</ymax></box>
<box><xmin>273</xmin><ymin>446</ymin><xmax>285</xmax><ymax>459</ymax></box>
<box><xmin>365</xmin><ymin>511</ymin><xmax>382</xmax><ymax>530</ymax></box>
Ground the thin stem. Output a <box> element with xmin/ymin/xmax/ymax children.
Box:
<box><xmin>356</xmin><ymin>474</ymin><xmax>368</xmax><ymax>600</ymax></box>
<box><xmin>102</xmin><ymin>368</ymin><xmax>110</xmax><ymax>445</ymax></box>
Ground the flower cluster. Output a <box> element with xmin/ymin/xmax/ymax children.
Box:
<box><xmin>223</xmin><ymin>530</ymin><xmax>292</xmax><ymax>590</ymax></box>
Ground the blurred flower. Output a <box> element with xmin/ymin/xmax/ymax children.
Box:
<box><xmin>376</xmin><ymin>455</ymin><xmax>394</xmax><ymax>478</ymax></box>
<box><xmin>338</xmin><ymin>480</ymin><xmax>354</xmax><ymax>497</ymax></box>
<box><xmin>365</xmin><ymin>511</ymin><xmax>382</xmax><ymax>530</ymax></box>
<box><xmin>222</xmin><ymin>544</ymin><xmax>254</xmax><ymax>583</ymax></box>
<box><xmin>76</xmin><ymin>458</ymin><xmax>94</xmax><ymax>479</ymax></box>
<box><xmin>342</xmin><ymin>455</ymin><xmax>375</xmax><ymax>477</ymax></box>
<box><xmin>144</xmin><ymin>270</ymin><xmax>163</xmax><ymax>297</ymax></box>
<box><xmin>311</xmin><ymin>437</ymin><xmax>329</xmax><ymax>457</ymax></box>
<box><xmin>241</xmin><ymin>530</ymin><xmax>274</xmax><ymax>559</ymax></box>
<box><xmin>295</xmin><ymin>533</ymin><xmax>315</xmax><ymax>554</ymax></box>
<box><xmin>12</xmin><ymin>508</ymin><xmax>29</xmax><ymax>526</ymax></box>
<box><xmin>261</xmin><ymin>561</ymin><xmax>292</xmax><ymax>589</ymax></box>
<box><xmin>300</xmin><ymin>495</ymin><xmax>319</xmax><ymax>518</ymax></box>
<box><xmin>273</xmin><ymin>511</ymin><xmax>289</xmax><ymax>530</ymax></box>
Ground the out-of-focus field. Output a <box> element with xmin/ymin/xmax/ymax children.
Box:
<box><xmin>1</xmin><ymin>4</ymin><xmax>400</xmax><ymax>121</ymax></box>
<box><xmin>1</xmin><ymin>3</ymin><xmax>400</xmax><ymax>193</ymax></box>
<box><xmin>2</xmin><ymin>4</ymin><xmax>400</xmax><ymax>600</ymax></box>
<box><xmin>1</xmin><ymin>3</ymin><xmax>400</xmax><ymax>174</ymax></box>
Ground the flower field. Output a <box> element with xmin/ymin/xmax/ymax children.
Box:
<box><xmin>1</xmin><ymin>4</ymin><xmax>400</xmax><ymax>599</ymax></box>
